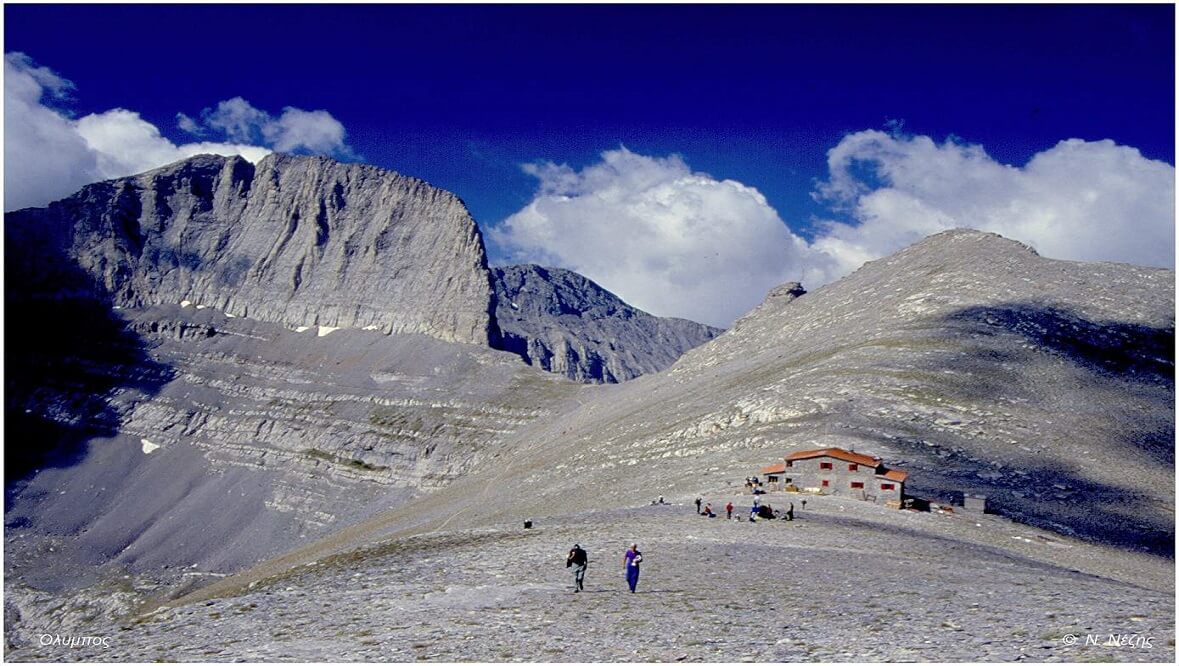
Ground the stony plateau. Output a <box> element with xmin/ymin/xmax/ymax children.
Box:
<box><xmin>3</xmin><ymin>152</ymin><xmax>1174</xmax><ymax>663</ymax></box>
<box><xmin>491</xmin><ymin>264</ymin><xmax>721</xmax><ymax>383</ymax></box>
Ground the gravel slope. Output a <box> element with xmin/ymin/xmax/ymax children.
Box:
<box><xmin>6</xmin><ymin>494</ymin><xmax>1172</xmax><ymax>662</ymax></box>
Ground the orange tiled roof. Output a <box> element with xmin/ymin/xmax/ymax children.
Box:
<box><xmin>760</xmin><ymin>463</ymin><xmax>786</xmax><ymax>475</ymax></box>
<box><xmin>784</xmin><ymin>447</ymin><xmax>881</xmax><ymax>468</ymax></box>
<box><xmin>878</xmin><ymin>469</ymin><xmax>908</xmax><ymax>482</ymax></box>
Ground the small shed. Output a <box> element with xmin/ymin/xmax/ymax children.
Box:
<box><xmin>760</xmin><ymin>463</ymin><xmax>786</xmax><ymax>491</ymax></box>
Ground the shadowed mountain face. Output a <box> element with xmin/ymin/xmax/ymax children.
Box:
<box><xmin>4</xmin><ymin>210</ymin><xmax>176</xmax><ymax>485</ymax></box>
<box><xmin>490</xmin><ymin>265</ymin><xmax>722</xmax><ymax>383</ymax></box>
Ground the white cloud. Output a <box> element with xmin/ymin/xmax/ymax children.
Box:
<box><xmin>202</xmin><ymin>96</ymin><xmax>270</xmax><ymax>143</ymax></box>
<box><xmin>490</xmin><ymin>148</ymin><xmax>833</xmax><ymax>327</ymax></box>
<box><xmin>4</xmin><ymin>53</ymin><xmax>101</xmax><ymax>211</ymax></box>
<box><xmin>75</xmin><ymin>109</ymin><xmax>271</xmax><ymax>180</ymax></box>
<box><xmin>495</xmin><ymin>136</ymin><xmax>1174</xmax><ymax>327</ymax></box>
<box><xmin>175</xmin><ymin>112</ymin><xmax>204</xmax><ymax>136</ymax></box>
<box><xmin>264</xmin><ymin>108</ymin><xmax>350</xmax><ymax>155</ymax></box>
<box><xmin>4</xmin><ymin>53</ymin><xmax>356</xmax><ymax>211</ymax></box>
<box><xmin>813</xmin><ymin>130</ymin><xmax>1175</xmax><ymax>275</ymax></box>
<box><xmin>199</xmin><ymin>96</ymin><xmax>354</xmax><ymax>156</ymax></box>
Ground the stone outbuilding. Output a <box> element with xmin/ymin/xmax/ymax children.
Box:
<box><xmin>775</xmin><ymin>447</ymin><xmax>908</xmax><ymax>504</ymax></box>
<box><xmin>760</xmin><ymin>463</ymin><xmax>786</xmax><ymax>491</ymax></box>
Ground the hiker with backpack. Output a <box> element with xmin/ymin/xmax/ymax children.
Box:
<box><xmin>566</xmin><ymin>543</ymin><xmax>588</xmax><ymax>593</ymax></box>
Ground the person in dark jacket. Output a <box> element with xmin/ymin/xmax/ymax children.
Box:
<box><xmin>695</xmin><ymin>497</ymin><xmax>702</xmax><ymax>514</ymax></box>
<box><xmin>566</xmin><ymin>544</ymin><xmax>588</xmax><ymax>592</ymax></box>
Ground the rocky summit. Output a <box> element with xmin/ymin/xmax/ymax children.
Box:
<box><xmin>3</xmin><ymin>153</ymin><xmax>1174</xmax><ymax>663</ymax></box>
<box><xmin>492</xmin><ymin>264</ymin><xmax>722</xmax><ymax>383</ymax></box>
<box><xmin>6</xmin><ymin>153</ymin><xmax>494</xmax><ymax>345</ymax></box>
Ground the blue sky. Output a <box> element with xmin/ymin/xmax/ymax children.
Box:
<box><xmin>5</xmin><ymin>3</ymin><xmax>1175</xmax><ymax>325</ymax></box>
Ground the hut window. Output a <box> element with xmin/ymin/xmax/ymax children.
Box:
<box><xmin>821</xmin><ymin>479</ymin><xmax>829</xmax><ymax>488</ymax></box>
<box><xmin>850</xmin><ymin>481</ymin><xmax>864</xmax><ymax>489</ymax></box>
<box><xmin>848</xmin><ymin>463</ymin><xmax>858</xmax><ymax>471</ymax></box>
<box><xmin>819</xmin><ymin>462</ymin><xmax>833</xmax><ymax>470</ymax></box>
<box><xmin>880</xmin><ymin>483</ymin><xmax>896</xmax><ymax>491</ymax></box>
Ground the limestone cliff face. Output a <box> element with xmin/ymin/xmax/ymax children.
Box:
<box><xmin>491</xmin><ymin>265</ymin><xmax>722</xmax><ymax>383</ymax></box>
<box><xmin>6</xmin><ymin>153</ymin><xmax>494</xmax><ymax>345</ymax></box>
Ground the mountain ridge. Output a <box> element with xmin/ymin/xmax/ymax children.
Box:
<box><xmin>491</xmin><ymin>264</ymin><xmax>722</xmax><ymax>383</ymax></box>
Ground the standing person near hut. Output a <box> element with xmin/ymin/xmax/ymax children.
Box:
<box><xmin>695</xmin><ymin>497</ymin><xmax>702</xmax><ymax>514</ymax></box>
<box><xmin>566</xmin><ymin>543</ymin><xmax>588</xmax><ymax>593</ymax></box>
<box><xmin>725</xmin><ymin>501</ymin><xmax>733</xmax><ymax>520</ymax></box>
<box><xmin>622</xmin><ymin>543</ymin><xmax>643</xmax><ymax>593</ymax></box>
<box><xmin>786</xmin><ymin>502</ymin><xmax>794</xmax><ymax>521</ymax></box>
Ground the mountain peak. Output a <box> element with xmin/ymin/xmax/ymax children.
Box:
<box><xmin>7</xmin><ymin>152</ymin><xmax>494</xmax><ymax>344</ymax></box>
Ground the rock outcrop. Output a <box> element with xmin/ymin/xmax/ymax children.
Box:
<box><xmin>6</xmin><ymin>153</ymin><xmax>494</xmax><ymax>345</ymax></box>
<box><xmin>491</xmin><ymin>265</ymin><xmax>722</xmax><ymax>383</ymax></box>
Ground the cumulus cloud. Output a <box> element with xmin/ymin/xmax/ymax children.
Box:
<box><xmin>494</xmin><ymin>136</ymin><xmax>1174</xmax><ymax>326</ymax></box>
<box><xmin>4</xmin><ymin>53</ymin><xmax>101</xmax><ymax>211</ymax></box>
<box><xmin>813</xmin><ymin>130</ymin><xmax>1175</xmax><ymax>275</ymax></box>
<box><xmin>4</xmin><ymin>53</ymin><xmax>356</xmax><ymax>211</ymax></box>
<box><xmin>490</xmin><ymin>148</ymin><xmax>833</xmax><ymax>327</ymax></box>
<box><xmin>194</xmin><ymin>96</ymin><xmax>354</xmax><ymax>157</ymax></box>
<box><xmin>263</xmin><ymin>108</ymin><xmax>351</xmax><ymax>155</ymax></box>
<box><xmin>75</xmin><ymin>109</ymin><xmax>270</xmax><ymax>181</ymax></box>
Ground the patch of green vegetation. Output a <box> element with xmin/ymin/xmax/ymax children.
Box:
<box><xmin>303</xmin><ymin>448</ymin><xmax>389</xmax><ymax>473</ymax></box>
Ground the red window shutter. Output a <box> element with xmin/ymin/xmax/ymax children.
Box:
<box><xmin>820</xmin><ymin>462</ymin><xmax>833</xmax><ymax>470</ymax></box>
<box><xmin>821</xmin><ymin>479</ymin><xmax>829</xmax><ymax>487</ymax></box>
<box><xmin>881</xmin><ymin>483</ymin><xmax>895</xmax><ymax>491</ymax></box>
<box><xmin>848</xmin><ymin>463</ymin><xmax>858</xmax><ymax>471</ymax></box>
<box><xmin>850</xmin><ymin>481</ymin><xmax>864</xmax><ymax>489</ymax></box>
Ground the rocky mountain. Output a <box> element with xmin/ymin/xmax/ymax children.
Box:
<box><xmin>491</xmin><ymin>264</ymin><xmax>722</xmax><ymax>383</ymax></box>
<box><xmin>4</xmin><ymin>153</ymin><xmax>720</xmax><ymax>591</ymax></box>
<box><xmin>6</xmin><ymin>153</ymin><xmax>494</xmax><ymax>345</ymax></box>
<box><xmin>160</xmin><ymin>229</ymin><xmax>1172</xmax><ymax>611</ymax></box>
<box><xmin>3</xmin><ymin>155</ymin><xmax>592</xmax><ymax>586</ymax></box>
<box><xmin>467</xmin><ymin>229</ymin><xmax>1173</xmax><ymax>554</ymax></box>
<box><xmin>5</xmin><ymin>153</ymin><xmax>1173</xmax><ymax>662</ymax></box>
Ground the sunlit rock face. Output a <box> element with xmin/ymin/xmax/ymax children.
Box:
<box><xmin>6</xmin><ymin>153</ymin><xmax>495</xmax><ymax>345</ymax></box>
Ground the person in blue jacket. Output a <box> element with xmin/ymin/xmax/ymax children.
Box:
<box><xmin>622</xmin><ymin>543</ymin><xmax>642</xmax><ymax>593</ymax></box>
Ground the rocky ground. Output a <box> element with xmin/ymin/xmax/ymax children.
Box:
<box><xmin>6</xmin><ymin>493</ymin><xmax>1173</xmax><ymax>662</ymax></box>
